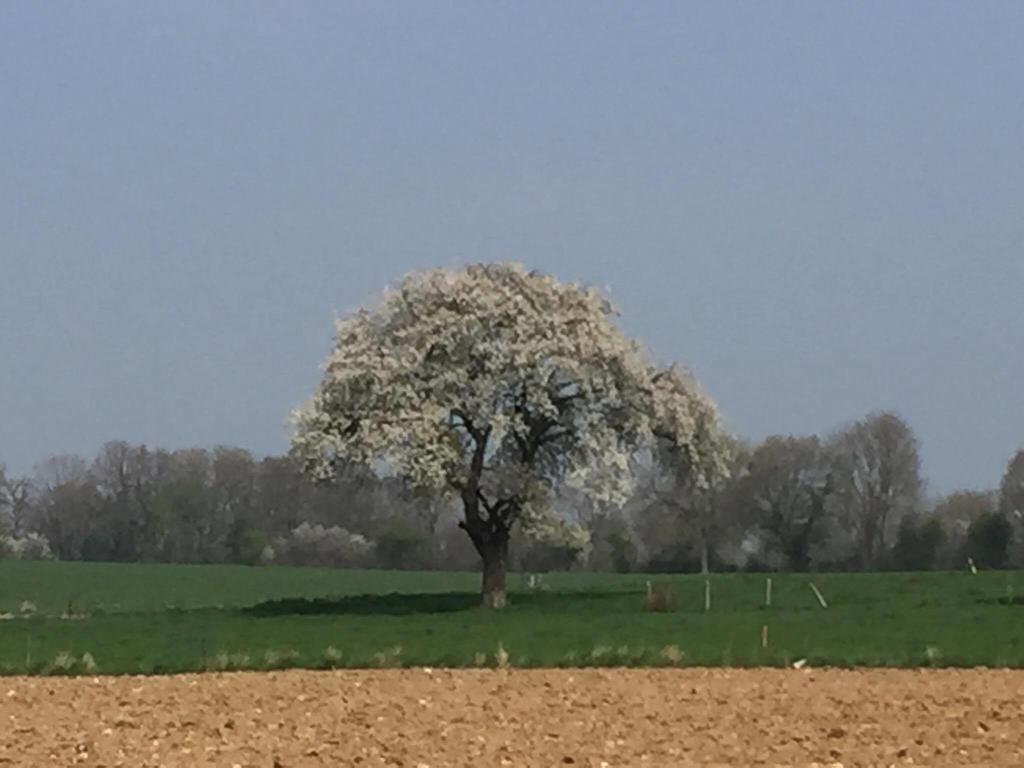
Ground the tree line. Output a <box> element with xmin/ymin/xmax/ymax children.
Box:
<box><xmin>2</xmin><ymin>416</ymin><xmax>1021</xmax><ymax>573</ymax></box>
<box><xmin>0</xmin><ymin>444</ymin><xmax>471</xmax><ymax>570</ymax></box>
<box><xmin>627</xmin><ymin>413</ymin><xmax>1023</xmax><ymax>574</ymax></box>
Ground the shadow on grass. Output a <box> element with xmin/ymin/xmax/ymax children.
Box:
<box><xmin>976</xmin><ymin>596</ymin><xmax>1024</xmax><ymax>607</ymax></box>
<box><xmin>244</xmin><ymin>589</ymin><xmax>625</xmax><ymax>617</ymax></box>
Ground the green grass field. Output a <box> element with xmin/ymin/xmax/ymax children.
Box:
<box><xmin>1</xmin><ymin>561</ymin><xmax>1023</xmax><ymax>675</ymax></box>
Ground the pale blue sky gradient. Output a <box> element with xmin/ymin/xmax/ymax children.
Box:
<box><xmin>2</xmin><ymin>2</ymin><xmax>1022</xmax><ymax>492</ymax></box>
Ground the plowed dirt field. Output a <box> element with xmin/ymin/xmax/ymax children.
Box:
<box><xmin>3</xmin><ymin>668</ymin><xmax>1023</xmax><ymax>766</ymax></box>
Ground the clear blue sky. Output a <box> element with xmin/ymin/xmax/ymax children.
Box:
<box><xmin>2</xmin><ymin>2</ymin><xmax>1022</xmax><ymax>493</ymax></box>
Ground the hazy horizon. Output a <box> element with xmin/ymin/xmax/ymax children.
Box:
<box><xmin>2</xmin><ymin>2</ymin><xmax>1022</xmax><ymax>492</ymax></box>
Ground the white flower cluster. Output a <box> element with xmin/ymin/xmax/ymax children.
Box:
<box><xmin>650</xmin><ymin>365</ymin><xmax>733</xmax><ymax>491</ymax></box>
<box><xmin>265</xmin><ymin>522</ymin><xmax>374</xmax><ymax>568</ymax></box>
<box><xmin>0</xmin><ymin>533</ymin><xmax>53</xmax><ymax>561</ymax></box>
<box><xmin>516</xmin><ymin>506</ymin><xmax>593</xmax><ymax>562</ymax></box>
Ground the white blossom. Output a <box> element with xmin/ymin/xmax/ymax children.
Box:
<box><xmin>650</xmin><ymin>365</ymin><xmax>732</xmax><ymax>492</ymax></box>
<box><xmin>0</xmin><ymin>532</ymin><xmax>53</xmax><ymax>561</ymax></box>
<box><xmin>270</xmin><ymin>522</ymin><xmax>374</xmax><ymax>567</ymax></box>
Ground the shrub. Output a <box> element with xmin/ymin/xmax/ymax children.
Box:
<box><xmin>233</xmin><ymin>527</ymin><xmax>271</xmax><ymax>566</ymax></box>
<box><xmin>494</xmin><ymin>643</ymin><xmax>509</xmax><ymax>669</ymax></box>
<box><xmin>44</xmin><ymin>652</ymin><xmax>97</xmax><ymax>675</ymax></box>
<box><xmin>890</xmin><ymin>515</ymin><xmax>947</xmax><ymax>571</ymax></box>
<box><xmin>966</xmin><ymin>512</ymin><xmax>1014</xmax><ymax>570</ymax></box>
<box><xmin>644</xmin><ymin>581</ymin><xmax>676</xmax><ymax>612</ymax></box>
<box><xmin>0</xmin><ymin>534</ymin><xmax>54</xmax><ymax>561</ymax></box>
<box><xmin>371</xmin><ymin>645</ymin><xmax>403</xmax><ymax>667</ymax></box>
<box><xmin>268</xmin><ymin>523</ymin><xmax>373</xmax><ymax>568</ymax></box>
<box><xmin>259</xmin><ymin>545</ymin><xmax>276</xmax><ymax>566</ymax></box>
<box><xmin>373</xmin><ymin>518</ymin><xmax>430</xmax><ymax>570</ymax></box>
<box><xmin>660</xmin><ymin>645</ymin><xmax>685</xmax><ymax>664</ymax></box>
<box><xmin>263</xmin><ymin>649</ymin><xmax>299</xmax><ymax>669</ymax></box>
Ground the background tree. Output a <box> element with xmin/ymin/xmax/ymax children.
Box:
<box><xmin>0</xmin><ymin>466</ymin><xmax>11</xmax><ymax>536</ymax></box>
<box><xmin>966</xmin><ymin>512</ymin><xmax>1013</xmax><ymax>570</ymax></box>
<box><xmin>737</xmin><ymin>435</ymin><xmax>835</xmax><ymax>572</ymax></box>
<box><xmin>829</xmin><ymin>411</ymin><xmax>923</xmax><ymax>569</ymax></box>
<box><xmin>889</xmin><ymin>513</ymin><xmax>947</xmax><ymax>571</ymax></box>
<box><xmin>291</xmin><ymin>263</ymin><xmax>713</xmax><ymax>607</ymax></box>
<box><xmin>586</xmin><ymin>514</ymin><xmax>640</xmax><ymax>572</ymax></box>
<box><xmin>210</xmin><ymin>447</ymin><xmax>258</xmax><ymax>563</ymax></box>
<box><xmin>31</xmin><ymin>455</ymin><xmax>97</xmax><ymax>560</ymax></box>
<box><xmin>153</xmin><ymin>448</ymin><xmax>213</xmax><ymax>562</ymax></box>
<box><xmin>930</xmin><ymin>490</ymin><xmax>996</xmax><ymax>569</ymax></box>
<box><xmin>999</xmin><ymin>450</ymin><xmax>1024</xmax><ymax>516</ymax></box>
<box><xmin>90</xmin><ymin>441</ymin><xmax>163</xmax><ymax>562</ymax></box>
<box><xmin>0</xmin><ymin>467</ymin><xmax>32</xmax><ymax>537</ymax></box>
<box><xmin>552</xmin><ymin>482</ymin><xmax>641</xmax><ymax>572</ymax></box>
<box><xmin>998</xmin><ymin>451</ymin><xmax>1024</xmax><ymax>562</ymax></box>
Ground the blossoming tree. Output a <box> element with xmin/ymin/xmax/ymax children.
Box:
<box><xmin>292</xmin><ymin>263</ymin><xmax>726</xmax><ymax>607</ymax></box>
<box><xmin>647</xmin><ymin>366</ymin><xmax>735</xmax><ymax>572</ymax></box>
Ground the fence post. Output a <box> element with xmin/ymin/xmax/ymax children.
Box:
<box><xmin>704</xmin><ymin>579</ymin><xmax>711</xmax><ymax>612</ymax></box>
<box><xmin>809</xmin><ymin>581</ymin><xmax>828</xmax><ymax>609</ymax></box>
<box><xmin>765</xmin><ymin>577</ymin><xmax>772</xmax><ymax>608</ymax></box>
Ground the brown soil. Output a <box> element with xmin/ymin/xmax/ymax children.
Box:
<box><xmin>3</xmin><ymin>668</ymin><xmax>1023</xmax><ymax>767</ymax></box>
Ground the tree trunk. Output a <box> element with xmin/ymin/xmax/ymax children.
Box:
<box><xmin>457</xmin><ymin>425</ymin><xmax>511</xmax><ymax>608</ymax></box>
<box><xmin>480</xmin><ymin>533</ymin><xmax>510</xmax><ymax>609</ymax></box>
<box><xmin>459</xmin><ymin>493</ymin><xmax>512</xmax><ymax>609</ymax></box>
<box><xmin>698</xmin><ymin>535</ymin><xmax>710</xmax><ymax>575</ymax></box>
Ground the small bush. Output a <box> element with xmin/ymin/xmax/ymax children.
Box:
<box><xmin>49</xmin><ymin>652</ymin><xmax>76</xmax><ymax>673</ymax></box>
<box><xmin>495</xmin><ymin>643</ymin><xmax>509</xmax><ymax>669</ymax></box>
<box><xmin>268</xmin><ymin>523</ymin><xmax>374</xmax><ymax>568</ymax></box>
<box><xmin>644</xmin><ymin>582</ymin><xmax>676</xmax><ymax>613</ymax></box>
<box><xmin>0</xmin><ymin>534</ymin><xmax>54</xmax><ymax>562</ymax></box>
<box><xmin>209</xmin><ymin>651</ymin><xmax>252</xmax><ymax>671</ymax></box>
<box><xmin>263</xmin><ymin>649</ymin><xmax>299</xmax><ymax>669</ymax></box>
<box><xmin>44</xmin><ymin>652</ymin><xmax>97</xmax><ymax>675</ymax></box>
<box><xmin>373</xmin><ymin>518</ymin><xmax>430</xmax><ymax>570</ymax></box>
<box><xmin>233</xmin><ymin>528</ymin><xmax>271</xmax><ymax>566</ymax></box>
<box><xmin>660</xmin><ymin>645</ymin><xmax>685</xmax><ymax>665</ymax></box>
<box><xmin>371</xmin><ymin>645</ymin><xmax>403</xmax><ymax>667</ymax></box>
